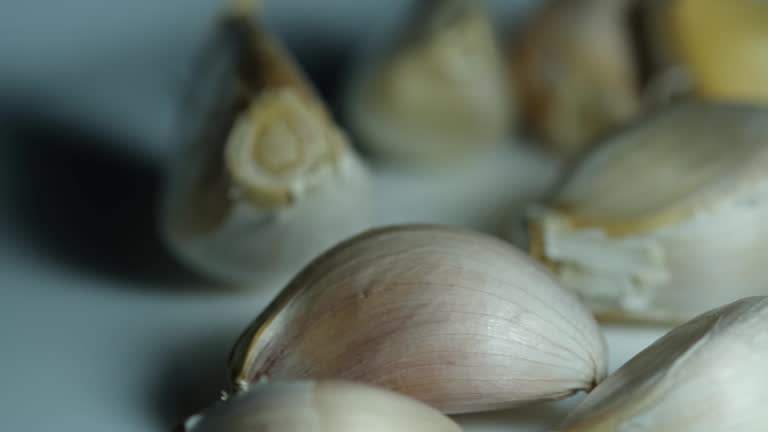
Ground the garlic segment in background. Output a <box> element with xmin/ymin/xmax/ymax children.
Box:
<box><xmin>513</xmin><ymin>0</ymin><xmax>639</xmax><ymax>157</ymax></box>
<box><xmin>344</xmin><ymin>0</ymin><xmax>512</xmax><ymax>164</ymax></box>
<box><xmin>161</xmin><ymin>5</ymin><xmax>369</xmax><ymax>287</ymax></box>
<box><xmin>556</xmin><ymin>296</ymin><xmax>768</xmax><ymax>432</ymax></box>
<box><xmin>526</xmin><ymin>102</ymin><xmax>768</xmax><ymax>323</ymax></box>
<box><xmin>641</xmin><ymin>0</ymin><xmax>768</xmax><ymax>104</ymax></box>
<box><xmin>180</xmin><ymin>380</ymin><xmax>461</xmax><ymax>432</ymax></box>
<box><xmin>228</xmin><ymin>225</ymin><xmax>607</xmax><ymax>414</ymax></box>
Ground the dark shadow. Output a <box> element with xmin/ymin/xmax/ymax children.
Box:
<box><xmin>150</xmin><ymin>325</ymin><xmax>243</xmax><ymax>430</ymax></box>
<box><xmin>3</xmin><ymin>113</ymin><xmax>202</xmax><ymax>287</ymax></box>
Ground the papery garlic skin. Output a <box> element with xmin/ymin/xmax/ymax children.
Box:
<box><xmin>165</xmin><ymin>146</ymin><xmax>369</xmax><ymax>288</ymax></box>
<box><xmin>344</xmin><ymin>0</ymin><xmax>512</xmax><ymax>164</ymax></box>
<box><xmin>526</xmin><ymin>102</ymin><xmax>768</xmax><ymax>322</ymax></box>
<box><xmin>161</xmin><ymin>10</ymin><xmax>370</xmax><ymax>288</ymax></box>
<box><xmin>556</xmin><ymin>296</ymin><xmax>768</xmax><ymax>432</ymax></box>
<box><xmin>181</xmin><ymin>380</ymin><xmax>461</xmax><ymax>432</ymax></box>
<box><xmin>642</xmin><ymin>0</ymin><xmax>768</xmax><ymax>104</ymax></box>
<box><xmin>229</xmin><ymin>225</ymin><xmax>607</xmax><ymax>414</ymax></box>
<box><xmin>514</xmin><ymin>0</ymin><xmax>639</xmax><ymax>157</ymax></box>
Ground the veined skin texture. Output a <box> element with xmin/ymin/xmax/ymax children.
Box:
<box><xmin>557</xmin><ymin>297</ymin><xmax>768</xmax><ymax>432</ymax></box>
<box><xmin>229</xmin><ymin>225</ymin><xmax>607</xmax><ymax>414</ymax></box>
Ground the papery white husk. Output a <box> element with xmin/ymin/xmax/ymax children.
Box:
<box><xmin>556</xmin><ymin>296</ymin><xmax>768</xmax><ymax>432</ymax></box>
<box><xmin>228</xmin><ymin>225</ymin><xmax>608</xmax><ymax>414</ymax></box>
<box><xmin>526</xmin><ymin>102</ymin><xmax>768</xmax><ymax>322</ymax></box>
<box><xmin>181</xmin><ymin>380</ymin><xmax>461</xmax><ymax>432</ymax></box>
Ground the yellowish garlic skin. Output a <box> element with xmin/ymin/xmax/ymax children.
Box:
<box><xmin>181</xmin><ymin>380</ymin><xmax>461</xmax><ymax>432</ymax></box>
<box><xmin>643</xmin><ymin>0</ymin><xmax>768</xmax><ymax>104</ymax></box>
<box><xmin>556</xmin><ymin>297</ymin><xmax>768</xmax><ymax>432</ymax></box>
<box><xmin>514</xmin><ymin>0</ymin><xmax>639</xmax><ymax>157</ymax></box>
<box><xmin>224</xmin><ymin>89</ymin><xmax>346</xmax><ymax>209</ymax></box>
<box><xmin>229</xmin><ymin>225</ymin><xmax>607</xmax><ymax>414</ymax></box>
<box><xmin>345</xmin><ymin>0</ymin><xmax>512</xmax><ymax>164</ymax></box>
<box><xmin>162</xmin><ymin>14</ymin><xmax>369</xmax><ymax>288</ymax></box>
<box><xmin>527</xmin><ymin>102</ymin><xmax>768</xmax><ymax>322</ymax></box>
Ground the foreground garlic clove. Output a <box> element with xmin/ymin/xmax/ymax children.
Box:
<box><xmin>526</xmin><ymin>102</ymin><xmax>768</xmax><ymax>323</ymax></box>
<box><xmin>228</xmin><ymin>224</ymin><xmax>607</xmax><ymax>414</ymax></box>
<box><xmin>556</xmin><ymin>296</ymin><xmax>768</xmax><ymax>432</ymax></box>
<box><xmin>513</xmin><ymin>0</ymin><xmax>640</xmax><ymax>157</ymax></box>
<box><xmin>641</xmin><ymin>0</ymin><xmax>768</xmax><ymax>104</ymax></box>
<box><xmin>344</xmin><ymin>0</ymin><xmax>512</xmax><ymax>165</ymax></box>
<box><xmin>180</xmin><ymin>380</ymin><xmax>462</xmax><ymax>432</ymax></box>
<box><xmin>161</xmin><ymin>6</ymin><xmax>370</xmax><ymax>287</ymax></box>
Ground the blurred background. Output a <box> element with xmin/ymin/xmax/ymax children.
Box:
<box><xmin>0</xmin><ymin>0</ymin><xmax>548</xmax><ymax>276</ymax></box>
<box><xmin>0</xmin><ymin>1</ymin><xmax>672</xmax><ymax>431</ymax></box>
<box><xmin>0</xmin><ymin>0</ymin><xmax>547</xmax><ymax>276</ymax></box>
<box><xmin>0</xmin><ymin>0</ymin><xmax>539</xmax><ymax>155</ymax></box>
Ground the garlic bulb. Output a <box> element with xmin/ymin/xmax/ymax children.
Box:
<box><xmin>228</xmin><ymin>224</ymin><xmax>607</xmax><ymax>414</ymax></box>
<box><xmin>161</xmin><ymin>6</ymin><xmax>370</xmax><ymax>287</ymax></box>
<box><xmin>180</xmin><ymin>380</ymin><xmax>461</xmax><ymax>432</ymax></box>
<box><xmin>525</xmin><ymin>102</ymin><xmax>768</xmax><ymax>323</ymax></box>
<box><xmin>513</xmin><ymin>0</ymin><xmax>640</xmax><ymax>157</ymax></box>
<box><xmin>556</xmin><ymin>296</ymin><xmax>768</xmax><ymax>432</ymax></box>
<box><xmin>641</xmin><ymin>0</ymin><xmax>768</xmax><ymax>104</ymax></box>
<box><xmin>344</xmin><ymin>0</ymin><xmax>512</xmax><ymax>165</ymax></box>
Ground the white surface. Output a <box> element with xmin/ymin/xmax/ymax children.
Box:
<box><xmin>0</xmin><ymin>1</ymin><xmax>672</xmax><ymax>430</ymax></box>
<box><xmin>0</xmin><ymin>142</ymin><xmax>672</xmax><ymax>431</ymax></box>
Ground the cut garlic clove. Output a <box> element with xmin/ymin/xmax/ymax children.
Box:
<box><xmin>641</xmin><ymin>0</ymin><xmax>768</xmax><ymax>104</ymax></box>
<box><xmin>180</xmin><ymin>380</ymin><xmax>461</xmax><ymax>432</ymax></box>
<box><xmin>556</xmin><ymin>296</ymin><xmax>768</xmax><ymax>432</ymax></box>
<box><xmin>228</xmin><ymin>224</ymin><xmax>607</xmax><ymax>414</ymax></box>
<box><xmin>513</xmin><ymin>0</ymin><xmax>640</xmax><ymax>157</ymax></box>
<box><xmin>344</xmin><ymin>0</ymin><xmax>512</xmax><ymax>165</ymax></box>
<box><xmin>161</xmin><ymin>5</ymin><xmax>370</xmax><ymax>288</ymax></box>
<box><xmin>526</xmin><ymin>102</ymin><xmax>768</xmax><ymax>323</ymax></box>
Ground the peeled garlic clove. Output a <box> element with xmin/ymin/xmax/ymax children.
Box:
<box><xmin>556</xmin><ymin>296</ymin><xmax>768</xmax><ymax>432</ymax></box>
<box><xmin>161</xmin><ymin>6</ymin><xmax>370</xmax><ymax>287</ymax></box>
<box><xmin>641</xmin><ymin>0</ymin><xmax>768</xmax><ymax>104</ymax></box>
<box><xmin>180</xmin><ymin>380</ymin><xmax>461</xmax><ymax>432</ymax></box>
<box><xmin>344</xmin><ymin>0</ymin><xmax>512</xmax><ymax>165</ymax></box>
<box><xmin>513</xmin><ymin>0</ymin><xmax>640</xmax><ymax>157</ymax></box>
<box><xmin>526</xmin><ymin>102</ymin><xmax>768</xmax><ymax>323</ymax></box>
<box><xmin>228</xmin><ymin>224</ymin><xmax>607</xmax><ymax>414</ymax></box>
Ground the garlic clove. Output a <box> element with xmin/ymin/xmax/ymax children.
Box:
<box><xmin>161</xmin><ymin>4</ymin><xmax>370</xmax><ymax>288</ymax></box>
<box><xmin>525</xmin><ymin>102</ymin><xmax>768</xmax><ymax>323</ymax></box>
<box><xmin>513</xmin><ymin>0</ymin><xmax>640</xmax><ymax>157</ymax></box>
<box><xmin>641</xmin><ymin>0</ymin><xmax>768</xmax><ymax>104</ymax></box>
<box><xmin>228</xmin><ymin>224</ymin><xmax>607</xmax><ymax>414</ymax></box>
<box><xmin>556</xmin><ymin>296</ymin><xmax>768</xmax><ymax>432</ymax></box>
<box><xmin>180</xmin><ymin>380</ymin><xmax>462</xmax><ymax>432</ymax></box>
<box><xmin>344</xmin><ymin>0</ymin><xmax>512</xmax><ymax>165</ymax></box>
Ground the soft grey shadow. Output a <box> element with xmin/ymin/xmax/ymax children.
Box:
<box><xmin>150</xmin><ymin>325</ymin><xmax>244</xmax><ymax>431</ymax></box>
<box><xmin>3</xmin><ymin>113</ymin><xmax>203</xmax><ymax>287</ymax></box>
